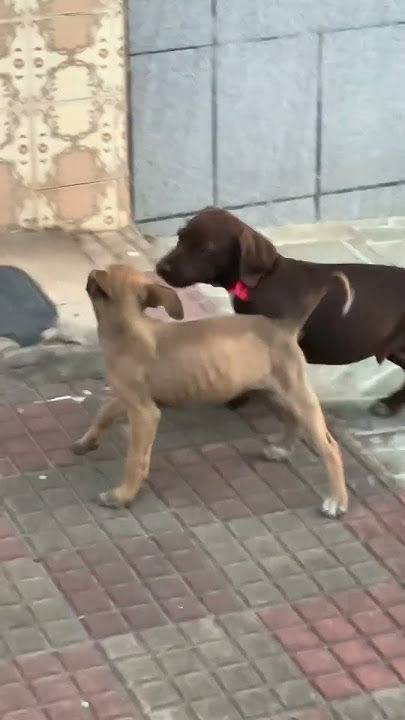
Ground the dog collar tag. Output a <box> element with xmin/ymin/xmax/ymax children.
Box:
<box><xmin>227</xmin><ymin>280</ymin><xmax>249</xmax><ymax>301</ymax></box>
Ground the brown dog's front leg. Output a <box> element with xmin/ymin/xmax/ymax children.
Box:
<box><xmin>72</xmin><ymin>396</ymin><xmax>126</xmax><ymax>455</ymax></box>
<box><xmin>98</xmin><ymin>402</ymin><xmax>161</xmax><ymax>508</ymax></box>
<box><xmin>369</xmin><ymin>382</ymin><xmax>405</xmax><ymax>417</ymax></box>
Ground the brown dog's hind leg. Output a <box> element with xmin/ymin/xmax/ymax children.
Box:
<box><xmin>72</xmin><ymin>397</ymin><xmax>126</xmax><ymax>455</ymax></box>
<box><xmin>98</xmin><ymin>402</ymin><xmax>160</xmax><ymax>508</ymax></box>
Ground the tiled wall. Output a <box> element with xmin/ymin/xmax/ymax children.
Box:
<box><xmin>129</xmin><ymin>0</ymin><xmax>405</xmax><ymax>236</ymax></box>
<box><xmin>0</xmin><ymin>0</ymin><xmax>129</xmax><ymax>231</ymax></box>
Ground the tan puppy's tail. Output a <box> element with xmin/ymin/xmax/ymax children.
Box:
<box><xmin>283</xmin><ymin>271</ymin><xmax>354</xmax><ymax>337</ymax></box>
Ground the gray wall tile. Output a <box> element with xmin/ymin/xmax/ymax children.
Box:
<box><xmin>233</xmin><ymin>198</ymin><xmax>316</xmax><ymax>227</ymax></box>
<box><xmin>216</xmin><ymin>0</ymin><xmax>405</xmax><ymax>43</ymax></box>
<box><xmin>131</xmin><ymin>48</ymin><xmax>213</xmax><ymax>220</ymax></box>
<box><xmin>320</xmin><ymin>186</ymin><xmax>405</xmax><ymax>220</ymax></box>
<box><xmin>138</xmin><ymin>214</ymin><xmax>192</xmax><ymax>237</ymax></box>
<box><xmin>216</xmin><ymin>35</ymin><xmax>317</xmax><ymax>206</ymax></box>
<box><xmin>129</xmin><ymin>0</ymin><xmax>212</xmax><ymax>54</ymax></box>
<box><xmin>322</xmin><ymin>26</ymin><xmax>405</xmax><ymax>192</ymax></box>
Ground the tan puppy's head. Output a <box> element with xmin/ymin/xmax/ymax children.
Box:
<box><xmin>86</xmin><ymin>264</ymin><xmax>184</xmax><ymax>321</ymax></box>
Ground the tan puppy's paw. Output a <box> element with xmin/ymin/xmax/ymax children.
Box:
<box><xmin>262</xmin><ymin>444</ymin><xmax>292</xmax><ymax>462</ymax></box>
<box><xmin>72</xmin><ymin>438</ymin><xmax>99</xmax><ymax>455</ymax></box>
<box><xmin>321</xmin><ymin>496</ymin><xmax>347</xmax><ymax>518</ymax></box>
<box><xmin>97</xmin><ymin>490</ymin><xmax>134</xmax><ymax>509</ymax></box>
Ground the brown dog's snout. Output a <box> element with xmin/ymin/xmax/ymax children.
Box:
<box><xmin>156</xmin><ymin>259</ymin><xmax>172</xmax><ymax>277</ymax></box>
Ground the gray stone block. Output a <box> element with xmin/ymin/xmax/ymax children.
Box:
<box><xmin>216</xmin><ymin>0</ymin><xmax>405</xmax><ymax>42</ymax></box>
<box><xmin>320</xmin><ymin>185</ymin><xmax>405</xmax><ymax>221</ymax></box>
<box><xmin>43</xmin><ymin>618</ymin><xmax>88</xmax><ymax>647</ymax></box>
<box><xmin>101</xmin><ymin>633</ymin><xmax>146</xmax><ymax>659</ymax></box>
<box><xmin>217</xmin><ymin>36</ymin><xmax>317</xmax><ymax>206</ymax></box>
<box><xmin>374</xmin><ymin>688</ymin><xmax>405</xmax><ymax>719</ymax></box>
<box><xmin>129</xmin><ymin>0</ymin><xmax>212</xmax><ymax>53</ymax></box>
<box><xmin>322</xmin><ymin>26</ymin><xmax>405</xmax><ymax>192</ymax></box>
<box><xmin>132</xmin><ymin>48</ymin><xmax>213</xmax><ymax>220</ymax></box>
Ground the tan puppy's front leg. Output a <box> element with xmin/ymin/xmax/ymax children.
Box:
<box><xmin>98</xmin><ymin>402</ymin><xmax>161</xmax><ymax>508</ymax></box>
<box><xmin>72</xmin><ymin>396</ymin><xmax>126</xmax><ymax>455</ymax></box>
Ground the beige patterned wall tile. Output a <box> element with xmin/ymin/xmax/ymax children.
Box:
<box><xmin>0</xmin><ymin>20</ymin><xmax>31</xmax><ymax>104</ymax></box>
<box><xmin>101</xmin><ymin>6</ymin><xmax>126</xmax><ymax>95</ymax></box>
<box><xmin>31</xmin><ymin>13</ymin><xmax>110</xmax><ymax>101</ymax></box>
<box><xmin>36</xmin><ymin>178</ymin><xmax>129</xmax><ymax>230</ymax></box>
<box><xmin>33</xmin><ymin>97</ymin><xmax>125</xmax><ymax>187</ymax></box>
<box><xmin>35</xmin><ymin>0</ymin><xmax>104</xmax><ymax>15</ymax></box>
<box><xmin>0</xmin><ymin>0</ymin><xmax>130</xmax><ymax>229</ymax></box>
<box><xmin>0</xmin><ymin>0</ymin><xmax>38</xmax><ymax>19</ymax></box>
<box><xmin>0</xmin><ymin>106</ymin><xmax>34</xmax><ymax>186</ymax></box>
<box><xmin>0</xmin><ymin>167</ymin><xmax>36</xmax><ymax>227</ymax></box>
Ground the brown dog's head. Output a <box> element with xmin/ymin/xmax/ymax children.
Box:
<box><xmin>156</xmin><ymin>207</ymin><xmax>278</xmax><ymax>290</ymax></box>
<box><xmin>86</xmin><ymin>264</ymin><xmax>184</xmax><ymax>321</ymax></box>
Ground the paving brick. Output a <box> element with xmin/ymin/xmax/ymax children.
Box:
<box><xmin>100</xmin><ymin>633</ymin><xmax>146</xmax><ymax>660</ymax></box>
<box><xmin>191</xmin><ymin>696</ymin><xmax>243</xmax><ymax>720</ymax></box>
<box><xmin>313</xmin><ymin>672</ymin><xmax>361</xmax><ymax>700</ymax></box>
<box><xmin>333</xmin><ymin>695</ymin><xmax>384</xmax><ymax>720</ymax></box>
<box><xmin>44</xmin><ymin>618</ymin><xmax>88</xmax><ymax>647</ymax></box>
<box><xmin>294</xmin><ymin>647</ymin><xmax>341</xmax><ymax>678</ymax></box>
<box><xmin>295</xmin><ymin>597</ymin><xmax>339</xmax><ymax>622</ymax></box>
<box><xmin>0</xmin><ymin>683</ymin><xmax>37</xmax><ymax>714</ymax></box>
<box><xmin>374</xmin><ymin>687</ymin><xmax>405</xmax><ymax>718</ymax></box>
<box><xmin>352</xmin><ymin>609</ymin><xmax>394</xmax><ymax>635</ymax></box>
<box><xmin>313</xmin><ymin>617</ymin><xmax>357</xmax><ymax>643</ymax></box>
<box><xmin>372</xmin><ymin>632</ymin><xmax>405</xmax><ymax>659</ymax></box>
<box><xmin>333</xmin><ymin>638</ymin><xmax>379</xmax><ymax>667</ymax></box>
<box><xmin>275</xmin><ymin>677</ymin><xmax>318</xmax><ymax>710</ymax></box>
<box><xmin>352</xmin><ymin>661</ymin><xmax>401</xmax><ymax>691</ymax></box>
<box><xmin>258</xmin><ymin>604</ymin><xmax>301</xmax><ymax>631</ymax></box>
<box><xmin>369</xmin><ymin>582</ymin><xmax>405</xmax><ymax>608</ymax></box>
<box><xmin>82</xmin><ymin>612</ymin><xmax>129</xmax><ymax>639</ymax></box>
<box><xmin>6</xmin><ymin>627</ymin><xmax>48</xmax><ymax>655</ymax></box>
<box><xmin>276</xmin><ymin>625</ymin><xmax>321</xmax><ymax>652</ymax></box>
<box><xmin>234</xmin><ymin>687</ymin><xmax>282</xmax><ymax>717</ymax></box>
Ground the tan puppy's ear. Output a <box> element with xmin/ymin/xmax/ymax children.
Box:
<box><xmin>146</xmin><ymin>284</ymin><xmax>184</xmax><ymax>320</ymax></box>
<box><xmin>239</xmin><ymin>227</ymin><xmax>278</xmax><ymax>287</ymax></box>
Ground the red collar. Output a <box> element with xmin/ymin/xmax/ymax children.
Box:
<box><xmin>227</xmin><ymin>279</ymin><xmax>249</xmax><ymax>301</ymax></box>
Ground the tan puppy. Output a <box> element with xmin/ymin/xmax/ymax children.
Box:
<box><xmin>74</xmin><ymin>264</ymin><xmax>351</xmax><ymax>517</ymax></box>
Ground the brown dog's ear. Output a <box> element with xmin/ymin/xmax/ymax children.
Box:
<box><xmin>145</xmin><ymin>284</ymin><xmax>184</xmax><ymax>320</ymax></box>
<box><xmin>239</xmin><ymin>227</ymin><xmax>278</xmax><ymax>287</ymax></box>
<box><xmin>93</xmin><ymin>270</ymin><xmax>111</xmax><ymax>297</ymax></box>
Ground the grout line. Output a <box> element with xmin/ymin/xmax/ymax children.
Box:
<box><xmin>128</xmin><ymin>20</ymin><xmax>405</xmax><ymax>57</ymax></box>
<box><xmin>211</xmin><ymin>0</ymin><xmax>218</xmax><ymax>206</ymax></box>
<box><xmin>136</xmin><ymin>179</ymin><xmax>405</xmax><ymax>225</ymax></box>
<box><xmin>314</xmin><ymin>33</ymin><xmax>323</xmax><ymax>221</ymax></box>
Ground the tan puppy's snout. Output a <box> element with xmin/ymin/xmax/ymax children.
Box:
<box><xmin>86</xmin><ymin>269</ymin><xmax>111</xmax><ymax>299</ymax></box>
<box><xmin>86</xmin><ymin>272</ymin><xmax>100</xmax><ymax>298</ymax></box>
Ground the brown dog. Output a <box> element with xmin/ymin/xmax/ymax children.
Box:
<box><xmin>157</xmin><ymin>206</ymin><xmax>405</xmax><ymax>417</ymax></box>
<box><xmin>73</xmin><ymin>264</ymin><xmax>352</xmax><ymax>517</ymax></box>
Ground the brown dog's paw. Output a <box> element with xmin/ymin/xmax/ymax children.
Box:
<box><xmin>369</xmin><ymin>399</ymin><xmax>396</xmax><ymax>418</ymax></box>
<box><xmin>72</xmin><ymin>438</ymin><xmax>99</xmax><ymax>456</ymax></box>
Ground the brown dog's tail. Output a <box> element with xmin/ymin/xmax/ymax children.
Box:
<box><xmin>285</xmin><ymin>271</ymin><xmax>354</xmax><ymax>337</ymax></box>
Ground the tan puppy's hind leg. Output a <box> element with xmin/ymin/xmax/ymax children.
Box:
<box><xmin>72</xmin><ymin>397</ymin><xmax>125</xmax><ymax>455</ymax></box>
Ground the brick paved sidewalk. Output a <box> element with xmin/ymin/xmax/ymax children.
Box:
<box><xmin>1</xmin><ymin>370</ymin><xmax>405</xmax><ymax>720</ymax></box>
